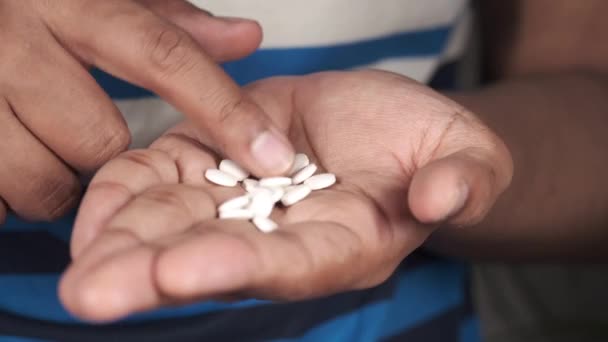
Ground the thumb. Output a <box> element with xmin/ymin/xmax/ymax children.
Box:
<box><xmin>408</xmin><ymin>147</ymin><xmax>513</xmax><ymax>226</ymax></box>
<box><xmin>144</xmin><ymin>0</ymin><xmax>262</xmax><ymax>62</ymax></box>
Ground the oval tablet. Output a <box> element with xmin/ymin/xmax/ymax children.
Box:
<box><xmin>289</xmin><ymin>153</ymin><xmax>310</xmax><ymax>175</ymax></box>
<box><xmin>269</xmin><ymin>187</ymin><xmax>285</xmax><ymax>203</ymax></box>
<box><xmin>248</xmin><ymin>189</ymin><xmax>275</xmax><ymax>218</ymax></box>
<box><xmin>242</xmin><ymin>178</ymin><xmax>259</xmax><ymax>192</ymax></box>
<box><xmin>281</xmin><ymin>184</ymin><xmax>312</xmax><ymax>206</ymax></box>
<box><xmin>205</xmin><ymin>169</ymin><xmax>238</xmax><ymax>187</ymax></box>
<box><xmin>292</xmin><ymin>163</ymin><xmax>317</xmax><ymax>184</ymax></box>
<box><xmin>304</xmin><ymin>173</ymin><xmax>336</xmax><ymax>190</ymax></box>
<box><xmin>218</xmin><ymin>194</ymin><xmax>251</xmax><ymax>212</ymax></box>
<box><xmin>259</xmin><ymin>177</ymin><xmax>292</xmax><ymax>187</ymax></box>
<box><xmin>219</xmin><ymin>208</ymin><xmax>254</xmax><ymax>219</ymax></box>
<box><xmin>252</xmin><ymin>217</ymin><xmax>278</xmax><ymax>233</ymax></box>
<box><xmin>219</xmin><ymin>159</ymin><xmax>249</xmax><ymax>181</ymax></box>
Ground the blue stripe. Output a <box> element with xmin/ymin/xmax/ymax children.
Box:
<box><xmin>0</xmin><ymin>275</ymin><xmax>265</xmax><ymax>324</ymax></box>
<box><xmin>93</xmin><ymin>26</ymin><xmax>452</xmax><ymax>99</ymax></box>
<box><xmin>2</xmin><ymin>214</ymin><xmax>73</xmax><ymax>243</ymax></box>
<box><xmin>460</xmin><ymin>317</ymin><xmax>481</xmax><ymax>342</ymax></box>
<box><xmin>0</xmin><ymin>262</ymin><xmax>463</xmax><ymax>341</ymax></box>
<box><xmin>274</xmin><ymin>262</ymin><xmax>465</xmax><ymax>342</ymax></box>
<box><xmin>0</xmin><ymin>337</ymin><xmax>50</xmax><ymax>342</ymax></box>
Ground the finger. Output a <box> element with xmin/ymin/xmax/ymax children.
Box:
<box><xmin>0</xmin><ymin>198</ymin><xmax>7</xmax><ymax>226</ymax></box>
<box><xmin>61</xmin><ymin>240</ymin><xmax>160</xmax><ymax>322</ymax></box>
<box><xmin>4</xmin><ymin>29</ymin><xmax>130</xmax><ymax>174</ymax></box>
<box><xmin>141</xmin><ymin>0</ymin><xmax>262</xmax><ymax>61</ymax></box>
<box><xmin>150</xmin><ymin>129</ymin><xmax>219</xmax><ymax>185</ymax></box>
<box><xmin>64</xmin><ymin>183</ymin><xmax>244</xmax><ymax>321</ymax></box>
<box><xmin>104</xmin><ymin>184</ymin><xmax>220</xmax><ymax>242</ymax></box>
<box><xmin>71</xmin><ymin>131</ymin><xmax>222</xmax><ymax>257</ymax></box>
<box><xmin>45</xmin><ymin>0</ymin><xmax>295</xmax><ymax>176</ymax></box>
<box><xmin>0</xmin><ymin>100</ymin><xmax>81</xmax><ymax>221</ymax></box>
<box><xmin>154</xmin><ymin>193</ymin><xmax>392</xmax><ymax>302</ymax></box>
<box><xmin>71</xmin><ymin>149</ymin><xmax>179</xmax><ymax>258</ymax></box>
<box><xmin>408</xmin><ymin>147</ymin><xmax>513</xmax><ymax>226</ymax></box>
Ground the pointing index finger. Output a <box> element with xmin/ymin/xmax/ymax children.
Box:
<box><xmin>45</xmin><ymin>0</ymin><xmax>294</xmax><ymax>176</ymax></box>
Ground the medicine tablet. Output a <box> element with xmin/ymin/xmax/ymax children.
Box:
<box><xmin>292</xmin><ymin>163</ymin><xmax>317</xmax><ymax>184</ymax></box>
<box><xmin>205</xmin><ymin>169</ymin><xmax>238</xmax><ymax>187</ymax></box>
<box><xmin>259</xmin><ymin>177</ymin><xmax>292</xmax><ymax>187</ymax></box>
<box><xmin>219</xmin><ymin>160</ymin><xmax>249</xmax><ymax>181</ymax></box>
<box><xmin>269</xmin><ymin>187</ymin><xmax>285</xmax><ymax>203</ymax></box>
<box><xmin>219</xmin><ymin>208</ymin><xmax>254</xmax><ymax>219</ymax></box>
<box><xmin>304</xmin><ymin>173</ymin><xmax>336</xmax><ymax>190</ymax></box>
<box><xmin>248</xmin><ymin>189</ymin><xmax>275</xmax><ymax>218</ymax></box>
<box><xmin>218</xmin><ymin>194</ymin><xmax>251</xmax><ymax>212</ymax></box>
<box><xmin>252</xmin><ymin>217</ymin><xmax>278</xmax><ymax>233</ymax></box>
<box><xmin>289</xmin><ymin>153</ymin><xmax>310</xmax><ymax>175</ymax></box>
<box><xmin>281</xmin><ymin>184</ymin><xmax>312</xmax><ymax>206</ymax></box>
<box><xmin>242</xmin><ymin>178</ymin><xmax>259</xmax><ymax>192</ymax></box>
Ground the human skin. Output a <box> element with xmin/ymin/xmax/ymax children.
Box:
<box><xmin>0</xmin><ymin>0</ymin><xmax>294</xmax><ymax>225</ymax></box>
<box><xmin>61</xmin><ymin>69</ymin><xmax>512</xmax><ymax>322</ymax></box>
<box><xmin>61</xmin><ymin>0</ymin><xmax>608</xmax><ymax>322</ymax></box>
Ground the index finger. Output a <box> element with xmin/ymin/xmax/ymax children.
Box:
<box><xmin>44</xmin><ymin>0</ymin><xmax>294</xmax><ymax>176</ymax></box>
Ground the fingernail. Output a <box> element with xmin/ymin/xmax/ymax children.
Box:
<box><xmin>251</xmin><ymin>130</ymin><xmax>294</xmax><ymax>174</ymax></box>
<box><xmin>447</xmin><ymin>181</ymin><xmax>469</xmax><ymax>219</ymax></box>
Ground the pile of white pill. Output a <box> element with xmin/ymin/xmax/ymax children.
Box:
<box><xmin>204</xmin><ymin>153</ymin><xmax>336</xmax><ymax>233</ymax></box>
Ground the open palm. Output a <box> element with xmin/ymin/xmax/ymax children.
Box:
<box><xmin>60</xmin><ymin>70</ymin><xmax>512</xmax><ymax>322</ymax></box>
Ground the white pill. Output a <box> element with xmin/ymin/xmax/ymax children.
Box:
<box><xmin>219</xmin><ymin>160</ymin><xmax>249</xmax><ymax>181</ymax></box>
<box><xmin>248</xmin><ymin>189</ymin><xmax>275</xmax><ymax>217</ymax></box>
<box><xmin>242</xmin><ymin>178</ymin><xmax>259</xmax><ymax>192</ymax></box>
<box><xmin>292</xmin><ymin>163</ymin><xmax>317</xmax><ymax>184</ymax></box>
<box><xmin>281</xmin><ymin>184</ymin><xmax>312</xmax><ymax>206</ymax></box>
<box><xmin>289</xmin><ymin>153</ymin><xmax>310</xmax><ymax>175</ymax></box>
<box><xmin>283</xmin><ymin>185</ymin><xmax>298</xmax><ymax>192</ymax></box>
<box><xmin>218</xmin><ymin>194</ymin><xmax>251</xmax><ymax>212</ymax></box>
<box><xmin>219</xmin><ymin>208</ymin><xmax>254</xmax><ymax>219</ymax></box>
<box><xmin>252</xmin><ymin>217</ymin><xmax>278</xmax><ymax>233</ymax></box>
<box><xmin>259</xmin><ymin>177</ymin><xmax>292</xmax><ymax>187</ymax></box>
<box><xmin>304</xmin><ymin>173</ymin><xmax>336</xmax><ymax>190</ymax></box>
<box><xmin>205</xmin><ymin>169</ymin><xmax>238</xmax><ymax>187</ymax></box>
<box><xmin>269</xmin><ymin>187</ymin><xmax>285</xmax><ymax>203</ymax></box>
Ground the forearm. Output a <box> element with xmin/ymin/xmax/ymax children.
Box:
<box><xmin>429</xmin><ymin>71</ymin><xmax>608</xmax><ymax>261</ymax></box>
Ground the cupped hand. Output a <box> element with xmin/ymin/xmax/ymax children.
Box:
<box><xmin>0</xmin><ymin>0</ymin><xmax>292</xmax><ymax>224</ymax></box>
<box><xmin>60</xmin><ymin>70</ymin><xmax>512</xmax><ymax>322</ymax></box>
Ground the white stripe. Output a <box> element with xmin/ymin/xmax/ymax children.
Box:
<box><xmin>441</xmin><ymin>7</ymin><xmax>472</xmax><ymax>62</ymax></box>
<box><xmin>116</xmin><ymin>98</ymin><xmax>182</xmax><ymax>149</ymax></box>
<box><xmin>190</xmin><ymin>0</ymin><xmax>467</xmax><ymax>48</ymax></box>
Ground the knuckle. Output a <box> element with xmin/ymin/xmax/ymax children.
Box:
<box><xmin>35</xmin><ymin>175</ymin><xmax>81</xmax><ymax>221</ymax></box>
<box><xmin>217</xmin><ymin>97</ymin><xmax>245</xmax><ymax>125</ymax></box>
<box><xmin>77</xmin><ymin>126</ymin><xmax>131</xmax><ymax>171</ymax></box>
<box><xmin>144</xmin><ymin>25</ymin><xmax>195</xmax><ymax>77</ymax></box>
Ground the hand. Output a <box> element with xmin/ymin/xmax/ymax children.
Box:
<box><xmin>0</xmin><ymin>0</ymin><xmax>293</xmax><ymax>225</ymax></box>
<box><xmin>60</xmin><ymin>70</ymin><xmax>512</xmax><ymax>322</ymax></box>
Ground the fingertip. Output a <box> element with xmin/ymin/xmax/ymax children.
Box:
<box><xmin>211</xmin><ymin>98</ymin><xmax>295</xmax><ymax>177</ymax></box>
<box><xmin>71</xmin><ymin>183</ymin><xmax>132</xmax><ymax>259</ymax></box>
<box><xmin>408</xmin><ymin>159</ymin><xmax>469</xmax><ymax>224</ymax></box>
<box><xmin>249</xmin><ymin>129</ymin><xmax>295</xmax><ymax>176</ymax></box>
<box><xmin>176</xmin><ymin>13</ymin><xmax>263</xmax><ymax>61</ymax></box>
<box><xmin>63</xmin><ymin>247</ymin><xmax>158</xmax><ymax>323</ymax></box>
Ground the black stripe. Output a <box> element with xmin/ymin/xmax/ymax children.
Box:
<box><xmin>0</xmin><ymin>281</ymin><xmax>393</xmax><ymax>342</ymax></box>
<box><xmin>0</xmin><ymin>232</ymin><xmax>70</xmax><ymax>273</ymax></box>
<box><xmin>381</xmin><ymin>306</ymin><xmax>466</xmax><ymax>342</ymax></box>
<box><xmin>0</xmin><ymin>260</ymin><xmax>457</xmax><ymax>342</ymax></box>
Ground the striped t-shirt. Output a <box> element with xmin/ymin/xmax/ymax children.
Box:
<box><xmin>0</xmin><ymin>1</ymin><xmax>479</xmax><ymax>341</ymax></box>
